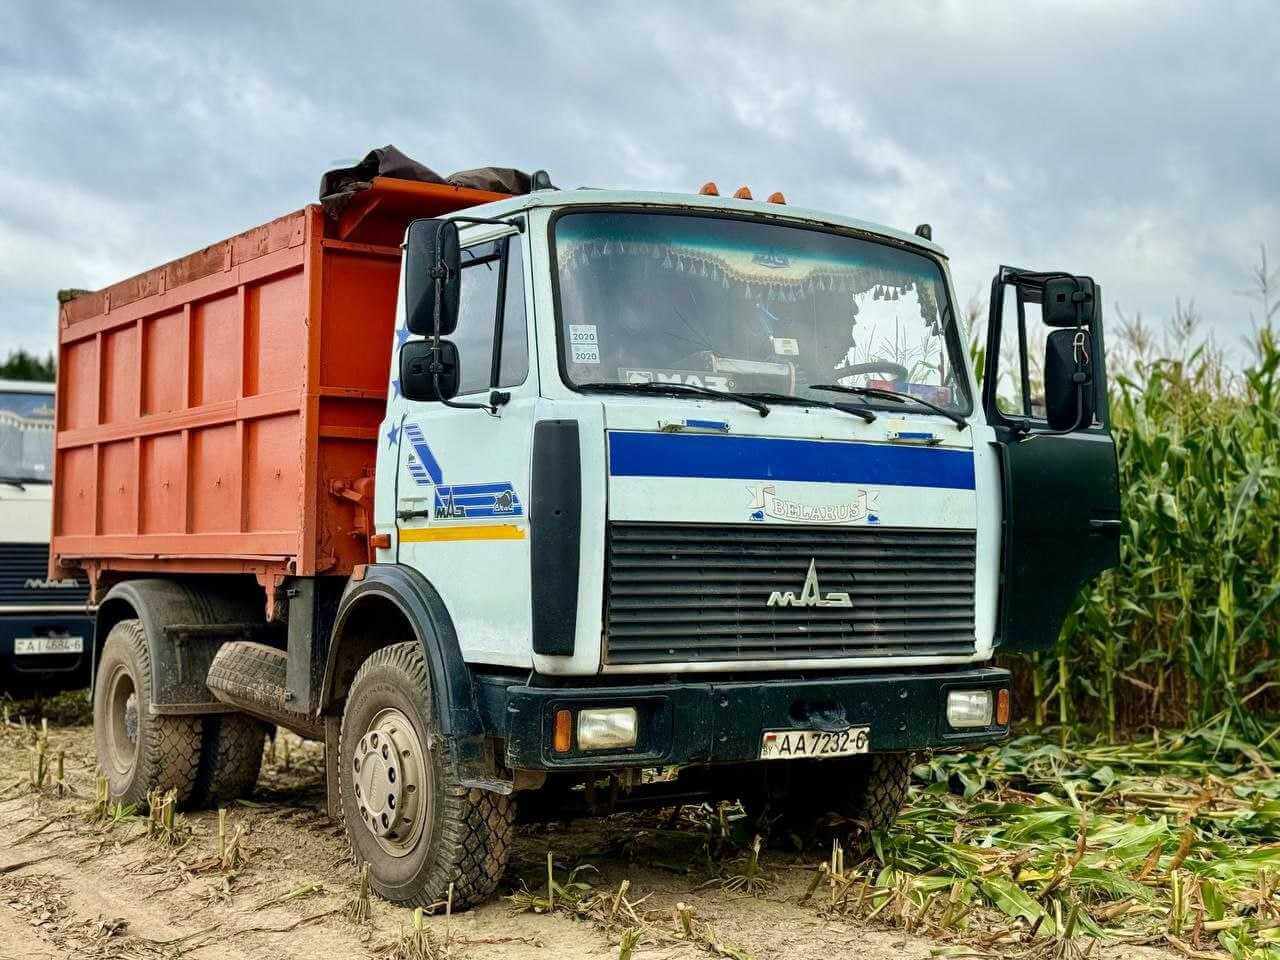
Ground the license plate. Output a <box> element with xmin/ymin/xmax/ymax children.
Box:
<box><xmin>14</xmin><ymin>636</ymin><xmax>84</xmax><ymax>656</ymax></box>
<box><xmin>760</xmin><ymin>727</ymin><xmax>870</xmax><ymax>760</ymax></box>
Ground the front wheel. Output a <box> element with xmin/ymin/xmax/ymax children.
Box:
<box><xmin>338</xmin><ymin>642</ymin><xmax>514</xmax><ymax>908</ymax></box>
<box><xmin>759</xmin><ymin>752</ymin><xmax>914</xmax><ymax>841</ymax></box>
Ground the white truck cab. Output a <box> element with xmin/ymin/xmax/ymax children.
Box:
<box><xmin>0</xmin><ymin>379</ymin><xmax>93</xmax><ymax>693</ymax></box>
<box><xmin>379</xmin><ymin>190</ymin><xmax>1039</xmax><ymax>677</ymax></box>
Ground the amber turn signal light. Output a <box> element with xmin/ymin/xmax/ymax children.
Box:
<box><xmin>553</xmin><ymin>709</ymin><xmax>573</xmax><ymax>753</ymax></box>
<box><xmin>996</xmin><ymin>689</ymin><xmax>1011</xmax><ymax>726</ymax></box>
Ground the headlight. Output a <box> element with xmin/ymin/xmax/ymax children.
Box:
<box><xmin>576</xmin><ymin>708</ymin><xmax>638</xmax><ymax>750</ymax></box>
<box><xmin>946</xmin><ymin>690</ymin><xmax>993</xmax><ymax>729</ymax></box>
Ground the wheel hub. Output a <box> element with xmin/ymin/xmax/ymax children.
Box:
<box><xmin>124</xmin><ymin>694</ymin><xmax>138</xmax><ymax>744</ymax></box>
<box><xmin>105</xmin><ymin>665</ymin><xmax>139</xmax><ymax>776</ymax></box>
<box><xmin>352</xmin><ymin>708</ymin><xmax>427</xmax><ymax>856</ymax></box>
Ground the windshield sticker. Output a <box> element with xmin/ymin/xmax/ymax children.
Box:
<box><xmin>770</xmin><ymin>337</ymin><xmax>799</xmax><ymax>356</ymax></box>
<box><xmin>747</xmin><ymin>483</ymin><xmax>879</xmax><ymax>525</ymax></box>
<box><xmin>568</xmin><ymin>324</ymin><xmax>600</xmax><ymax>364</ymax></box>
<box><xmin>402</xmin><ymin>423</ymin><xmax>523</xmax><ymax>521</ymax></box>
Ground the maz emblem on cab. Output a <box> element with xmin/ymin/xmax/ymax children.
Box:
<box><xmin>766</xmin><ymin>559</ymin><xmax>853</xmax><ymax>608</ymax></box>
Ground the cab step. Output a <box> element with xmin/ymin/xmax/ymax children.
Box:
<box><xmin>206</xmin><ymin>641</ymin><xmax>324</xmax><ymax>740</ymax></box>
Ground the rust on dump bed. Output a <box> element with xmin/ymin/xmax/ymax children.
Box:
<box><xmin>50</xmin><ymin>178</ymin><xmax>508</xmax><ymax>599</ymax></box>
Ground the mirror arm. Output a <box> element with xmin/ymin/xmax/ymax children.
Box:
<box><xmin>426</xmin><ymin>261</ymin><xmax>499</xmax><ymax>415</ymax></box>
<box><xmin>1019</xmin><ymin>381</ymin><xmax>1087</xmax><ymax>442</ymax></box>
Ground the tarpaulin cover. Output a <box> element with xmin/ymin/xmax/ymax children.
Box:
<box><xmin>319</xmin><ymin>145</ymin><xmax>545</xmax><ymax>217</ymax></box>
<box><xmin>446</xmin><ymin>166</ymin><xmax>535</xmax><ymax>194</ymax></box>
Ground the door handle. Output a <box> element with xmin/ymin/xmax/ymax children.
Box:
<box><xmin>1088</xmin><ymin>519</ymin><xmax>1122</xmax><ymax>531</ymax></box>
<box><xmin>397</xmin><ymin>508</ymin><xmax>432</xmax><ymax>521</ymax></box>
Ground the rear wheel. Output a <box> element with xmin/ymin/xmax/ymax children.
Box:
<box><xmin>93</xmin><ymin>619</ymin><xmax>202</xmax><ymax>807</ymax></box>
<box><xmin>193</xmin><ymin>714</ymin><xmax>270</xmax><ymax>806</ymax></box>
<box><xmin>338</xmin><ymin>642</ymin><xmax>514</xmax><ymax>908</ymax></box>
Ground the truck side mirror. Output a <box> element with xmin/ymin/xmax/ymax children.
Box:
<box><xmin>1043</xmin><ymin>329</ymin><xmax>1095</xmax><ymax>431</ymax></box>
<box><xmin>405</xmin><ymin>219</ymin><xmax>461</xmax><ymax>336</ymax></box>
<box><xmin>400</xmin><ymin>339</ymin><xmax>460</xmax><ymax>402</ymax></box>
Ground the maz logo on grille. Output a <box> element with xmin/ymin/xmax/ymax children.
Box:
<box><xmin>24</xmin><ymin>578</ymin><xmax>79</xmax><ymax>589</ymax></box>
<box><xmin>766</xmin><ymin>559</ymin><xmax>852</xmax><ymax>609</ymax></box>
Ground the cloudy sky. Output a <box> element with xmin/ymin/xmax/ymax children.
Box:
<box><xmin>2</xmin><ymin>1</ymin><xmax>1276</xmax><ymax>363</ymax></box>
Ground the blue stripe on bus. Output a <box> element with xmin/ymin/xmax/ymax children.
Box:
<box><xmin>607</xmin><ymin>431</ymin><xmax>975</xmax><ymax>490</ymax></box>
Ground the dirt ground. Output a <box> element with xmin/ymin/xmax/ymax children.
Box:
<box><xmin>0</xmin><ymin>718</ymin><xmax>1183</xmax><ymax>960</ymax></box>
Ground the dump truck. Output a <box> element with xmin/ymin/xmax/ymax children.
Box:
<box><xmin>51</xmin><ymin>150</ymin><xmax>1122</xmax><ymax>907</ymax></box>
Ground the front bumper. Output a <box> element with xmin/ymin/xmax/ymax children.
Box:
<box><xmin>0</xmin><ymin>612</ymin><xmax>95</xmax><ymax>695</ymax></box>
<box><xmin>496</xmin><ymin>666</ymin><xmax>1010</xmax><ymax>771</ymax></box>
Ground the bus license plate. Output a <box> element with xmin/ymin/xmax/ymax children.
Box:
<box><xmin>14</xmin><ymin>636</ymin><xmax>84</xmax><ymax>656</ymax></box>
<box><xmin>760</xmin><ymin>727</ymin><xmax>870</xmax><ymax>760</ymax></box>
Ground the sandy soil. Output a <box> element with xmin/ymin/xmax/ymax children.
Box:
<box><xmin>0</xmin><ymin>719</ymin><xmax>1181</xmax><ymax>960</ymax></box>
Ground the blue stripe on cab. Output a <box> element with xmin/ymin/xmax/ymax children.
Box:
<box><xmin>607</xmin><ymin>431</ymin><xmax>975</xmax><ymax>490</ymax></box>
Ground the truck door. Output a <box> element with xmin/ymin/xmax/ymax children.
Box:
<box><xmin>982</xmin><ymin>267</ymin><xmax>1122</xmax><ymax>652</ymax></box>
<box><xmin>392</xmin><ymin>226</ymin><xmax>536</xmax><ymax>667</ymax></box>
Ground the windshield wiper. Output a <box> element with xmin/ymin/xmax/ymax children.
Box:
<box><xmin>577</xmin><ymin>381</ymin><xmax>770</xmax><ymax>417</ymax></box>
<box><xmin>811</xmin><ymin>384</ymin><xmax>967</xmax><ymax>430</ymax></box>
<box><xmin>741</xmin><ymin>392</ymin><xmax>876</xmax><ymax>424</ymax></box>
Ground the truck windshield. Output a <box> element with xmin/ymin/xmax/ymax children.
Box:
<box><xmin>0</xmin><ymin>391</ymin><xmax>55</xmax><ymax>484</ymax></box>
<box><xmin>553</xmin><ymin>211</ymin><xmax>970</xmax><ymax>412</ymax></box>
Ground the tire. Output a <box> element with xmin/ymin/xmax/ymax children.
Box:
<box><xmin>765</xmin><ymin>752</ymin><xmax>914</xmax><ymax>839</ymax></box>
<box><xmin>338</xmin><ymin>642</ymin><xmax>514</xmax><ymax>909</ymax></box>
<box><xmin>843</xmin><ymin>752</ymin><xmax>914</xmax><ymax>830</ymax></box>
<box><xmin>193</xmin><ymin>713</ymin><xmax>270</xmax><ymax>806</ymax></box>
<box><xmin>93</xmin><ymin>619</ymin><xmax>203</xmax><ymax>808</ymax></box>
<box><xmin>206</xmin><ymin>641</ymin><xmax>323</xmax><ymax>740</ymax></box>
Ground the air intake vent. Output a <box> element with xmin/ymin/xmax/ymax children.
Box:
<box><xmin>605</xmin><ymin>524</ymin><xmax>976</xmax><ymax>665</ymax></box>
<box><xmin>0</xmin><ymin>542</ymin><xmax>90</xmax><ymax>608</ymax></box>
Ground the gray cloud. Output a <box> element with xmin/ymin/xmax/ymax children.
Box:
<box><xmin>2</xmin><ymin>0</ymin><xmax>1277</xmax><ymax>360</ymax></box>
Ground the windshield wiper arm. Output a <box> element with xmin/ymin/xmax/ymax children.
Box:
<box><xmin>811</xmin><ymin>384</ymin><xmax>967</xmax><ymax>430</ymax></box>
<box><xmin>0</xmin><ymin>476</ymin><xmax>44</xmax><ymax>489</ymax></box>
<box><xmin>577</xmin><ymin>381</ymin><xmax>770</xmax><ymax>417</ymax></box>
<box><xmin>741</xmin><ymin>392</ymin><xmax>876</xmax><ymax>423</ymax></box>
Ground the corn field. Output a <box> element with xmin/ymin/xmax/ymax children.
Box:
<box><xmin>971</xmin><ymin>248</ymin><xmax>1280</xmax><ymax>742</ymax></box>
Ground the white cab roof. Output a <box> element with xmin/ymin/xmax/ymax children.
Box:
<box><xmin>452</xmin><ymin>188</ymin><xmax>947</xmax><ymax>259</ymax></box>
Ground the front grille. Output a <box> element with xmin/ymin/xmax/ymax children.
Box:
<box><xmin>604</xmin><ymin>523</ymin><xmax>977</xmax><ymax>664</ymax></box>
<box><xmin>0</xmin><ymin>542</ymin><xmax>90</xmax><ymax>607</ymax></box>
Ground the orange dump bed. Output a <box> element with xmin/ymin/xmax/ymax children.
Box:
<box><xmin>51</xmin><ymin>178</ymin><xmax>508</xmax><ymax>593</ymax></box>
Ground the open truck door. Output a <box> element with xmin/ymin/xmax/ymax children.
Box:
<box><xmin>982</xmin><ymin>267</ymin><xmax>1122</xmax><ymax>652</ymax></box>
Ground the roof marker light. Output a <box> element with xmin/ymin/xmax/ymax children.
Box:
<box><xmin>767</xmin><ymin>191</ymin><xmax>786</xmax><ymax>205</ymax></box>
<box><xmin>733</xmin><ymin>186</ymin><xmax>753</xmax><ymax>200</ymax></box>
<box><xmin>699</xmin><ymin>181</ymin><xmax>720</xmax><ymax>196</ymax></box>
